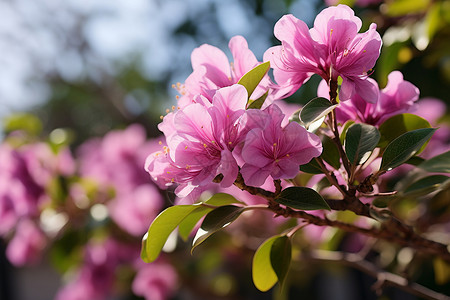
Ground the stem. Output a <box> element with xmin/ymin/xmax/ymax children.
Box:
<box><xmin>302</xmin><ymin>250</ymin><xmax>450</xmax><ymax>300</ymax></box>
<box><xmin>327</xmin><ymin>78</ymin><xmax>352</xmax><ymax>179</ymax></box>
<box><xmin>315</xmin><ymin>157</ymin><xmax>348</xmax><ymax>196</ymax></box>
<box><xmin>232</xmin><ymin>173</ymin><xmax>450</xmax><ymax>262</ymax></box>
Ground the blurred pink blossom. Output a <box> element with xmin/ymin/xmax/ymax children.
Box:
<box><xmin>6</xmin><ymin>219</ymin><xmax>46</xmax><ymax>266</ymax></box>
<box><xmin>132</xmin><ymin>262</ymin><xmax>178</xmax><ymax>300</ymax></box>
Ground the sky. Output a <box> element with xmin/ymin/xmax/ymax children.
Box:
<box><xmin>0</xmin><ymin>0</ymin><xmax>319</xmax><ymax>128</ymax></box>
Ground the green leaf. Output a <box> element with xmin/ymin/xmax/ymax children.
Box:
<box><xmin>403</xmin><ymin>175</ymin><xmax>449</xmax><ymax>196</ymax></box>
<box><xmin>247</xmin><ymin>91</ymin><xmax>268</xmax><ymax>109</ymax></box>
<box><xmin>380</xmin><ymin>128</ymin><xmax>437</xmax><ymax>172</ymax></box>
<box><xmin>300</xmin><ymin>97</ymin><xmax>337</xmax><ymax>128</ymax></box>
<box><xmin>203</xmin><ymin>193</ymin><xmax>244</xmax><ymax>206</ymax></box>
<box><xmin>378</xmin><ymin>113</ymin><xmax>431</xmax><ymax>148</ymax></box>
<box><xmin>300</xmin><ymin>158</ymin><xmax>323</xmax><ymax>174</ymax></box>
<box><xmin>345</xmin><ymin>123</ymin><xmax>380</xmax><ymax>165</ymax></box>
<box><xmin>238</xmin><ymin>62</ymin><xmax>270</xmax><ymax>100</ymax></box>
<box><xmin>384</xmin><ymin>0</ymin><xmax>430</xmax><ymax>16</ymax></box>
<box><xmin>192</xmin><ymin>205</ymin><xmax>244</xmax><ymax>251</ymax></box>
<box><xmin>288</xmin><ymin>108</ymin><xmax>302</xmax><ymax>124</ymax></box>
<box><xmin>321</xmin><ymin>135</ymin><xmax>341</xmax><ymax>169</ymax></box>
<box><xmin>178</xmin><ymin>206</ymin><xmax>212</xmax><ymax>241</ymax></box>
<box><xmin>252</xmin><ymin>236</ymin><xmax>280</xmax><ymax>292</ymax></box>
<box><xmin>270</xmin><ymin>236</ymin><xmax>292</xmax><ymax>290</ymax></box>
<box><xmin>275</xmin><ymin>187</ymin><xmax>330</xmax><ymax>210</ymax></box>
<box><xmin>178</xmin><ymin>193</ymin><xmax>244</xmax><ymax>241</ymax></box>
<box><xmin>417</xmin><ymin>151</ymin><xmax>450</xmax><ymax>173</ymax></box>
<box><xmin>372</xmin><ymin>196</ymin><xmax>398</xmax><ymax>208</ymax></box>
<box><xmin>340</xmin><ymin>120</ymin><xmax>355</xmax><ymax>144</ymax></box>
<box><xmin>3</xmin><ymin>113</ymin><xmax>43</xmax><ymax>136</ymax></box>
<box><xmin>143</xmin><ymin>205</ymin><xmax>199</xmax><ymax>263</ymax></box>
<box><xmin>405</xmin><ymin>156</ymin><xmax>426</xmax><ymax>166</ymax></box>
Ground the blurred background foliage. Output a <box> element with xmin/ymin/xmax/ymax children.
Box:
<box><xmin>1</xmin><ymin>0</ymin><xmax>450</xmax><ymax>299</ymax></box>
<box><xmin>1</xmin><ymin>0</ymin><xmax>449</xmax><ymax>143</ymax></box>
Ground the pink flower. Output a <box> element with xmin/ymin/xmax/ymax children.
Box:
<box><xmin>55</xmin><ymin>239</ymin><xmax>135</xmax><ymax>300</ymax></box>
<box><xmin>318</xmin><ymin>71</ymin><xmax>420</xmax><ymax>125</ymax></box>
<box><xmin>78</xmin><ymin>124</ymin><xmax>157</xmax><ymax>193</ymax></box>
<box><xmin>132</xmin><ymin>262</ymin><xmax>178</xmax><ymax>300</ymax></box>
<box><xmin>6</xmin><ymin>219</ymin><xmax>46</xmax><ymax>266</ymax></box>
<box><xmin>108</xmin><ymin>184</ymin><xmax>163</xmax><ymax>236</ymax></box>
<box><xmin>146</xmin><ymin>85</ymin><xmax>250</xmax><ymax>198</ymax></box>
<box><xmin>176</xmin><ymin>35</ymin><xmax>275</xmax><ymax>108</ymax></box>
<box><xmin>264</xmin><ymin>5</ymin><xmax>382</xmax><ymax>102</ymax></box>
<box><xmin>240</xmin><ymin>104</ymin><xmax>323</xmax><ymax>186</ymax></box>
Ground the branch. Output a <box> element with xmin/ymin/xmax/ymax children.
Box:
<box><xmin>232</xmin><ymin>173</ymin><xmax>450</xmax><ymax>262</ymax></box>
<box><xmin>302</xmin><ymin>250</ymin><xmax>450</xmax><ymax>300</ymax></box>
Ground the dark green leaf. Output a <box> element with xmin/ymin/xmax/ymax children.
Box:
<box><xmin>192</xmin><ymin>205</ymin><xmax>244</xmax><ymax>251</ymax></box>
<box><xmin>417</xmin><ymin>151</ymin><xmax>450</xmax><ymax>173</ymax></box>
<box><xmin>252</xmin><ymin>236</ymin><xmax>280</xmax><ymax>292</ymax></box>
<box><xmin>247</xmin><ymin>91</ymin><xmax>268</xmax><ymax>109</ymax></box>
<box><xmin>404</xmin><ymin>175</ymin><xmax>449</xmax><ymax>196</ymax></box>
<box><xmin>321</xmin><ymin>135</ymin><xmax>341</xmax><ymax>169</ymax></box>
<box><xmin>270</xmin><ymin>236</ymin><xmax>291</xmax><ymax>290</ymax></box>
<box><xmin>238</xmin><ymin>62</ymin><xmax>270</xmax><ymax>100</ymax></box>
<box><xmin>300</xmin><ymin>97</ymin><xmax>337</xmax><ymax>127</ymax></box>
<box><xmin>405</xmin><ymin>156</ymin><xmax>426</xmax><ymax>166</ymax></box>
<box><xmin>300</xmin><ymin>158</ymin><xmax>323</xmax><ymax>174</ymax></box>
<box><xmin>372</xmin><ymin>196</ymin><xmax>398</xmax><ymax>208</ymax></box>
<box><xmin>178</xmin><ymin>193</ymin><xmax>244</xmax><ymax>241</ymax></box>
<box><xmin>380</xmin><ymin>128</ymin><xmax>437</xmax><ymax>172</ymax></box>
<box><xmin>275</xmin><ymin>187</ymin><xmax>330</xmax><ymax>210</ymax></box>
<box><xmin>378</xmin><ymin>113</ymin><xmax>431</xmax><ymax>148</ymax></box>
<box><xmin>143</xmin><ymin>205</ymin><xmax>199</xmax><ymax>263</ymax></box>
<box><xmin>345</xmin><ymin>123</ymin><xmax>380</xmax><ymax>165</ymax></box>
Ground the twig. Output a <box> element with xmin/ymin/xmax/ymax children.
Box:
<box><xmin>232</xmin><ymin>173</ymin><xmax>450</xmax><ymax>262</ymax></box>
<box><xmin>302</xmin><ymin>250</ymin><xmax>450</xmax><ymax>300</ymax></box>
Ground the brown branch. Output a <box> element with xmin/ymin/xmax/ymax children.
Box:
<box><xmin>302</xmin><ymin>250</ymin><xmax>450</xmax><ymax>300</ymax></box>
<box><xmin>232</xmin><ymin>173</ymin><xmax>450</xmax><ymax>262</ymax></box>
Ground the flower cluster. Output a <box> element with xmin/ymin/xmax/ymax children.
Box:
<box><xmin>0</xmin><ymin>125</ymin><xmax>177</xmax><ymax>300</ymax></box>
<box><xmin>145</xmin><ymin>4</ymin><xmax>385</xmax><ymax>199</ymax></box>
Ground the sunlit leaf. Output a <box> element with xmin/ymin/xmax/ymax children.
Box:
<box><xmin>178</xmin><ymin>206</ymin><xmax>211</xmax><ymax>241</ymax></box>
<box><xmin>252</xmin><ymin>236</ymin><xmax>280</xmax><ymax>292</ymax></box>
<box><xmin>4</xmin><ymin>113</ymin><xmax>43</xmax><ymax>136</ymax></box>
<box><xmin>345</xmin><ymin>123</ymin><xmax>380</xmax><ymax>165</ymax></box>
<box><xmin>203</xmin><ymin>193</ymin><xmax>245</xmax><ymax>206</ymax></box>
<box><xmin>340</xmin><ymin>120</ymin><xmax>355</xmax><ymax>144</ymax></box>
<box><xmin>380</xmin><ymin>128</ymin><xmax>436</xmax><ymax>172</ymax></box>
<box><xmin>384</xmin><ymin>0</ymin><xmax>430</xmax><ymax>17</ymax></box>
<box><xmin>143</xmin><ymin>205</ymin><xmax>199</xmax><ymax>263</ymax></box>
<box><xmin>247</xmin><ymin>91</ymin><xmax>268</xmax><ymax>109</ymax></box>
<box><xmin>238</xmin><ymin>62</ymin><xmax>270</xmax><ymax>102</ymax></box>
<box><xmin>275</xmin><ymin>187</ymin><xmax>330</xmax><ymax>210</ymax></box>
